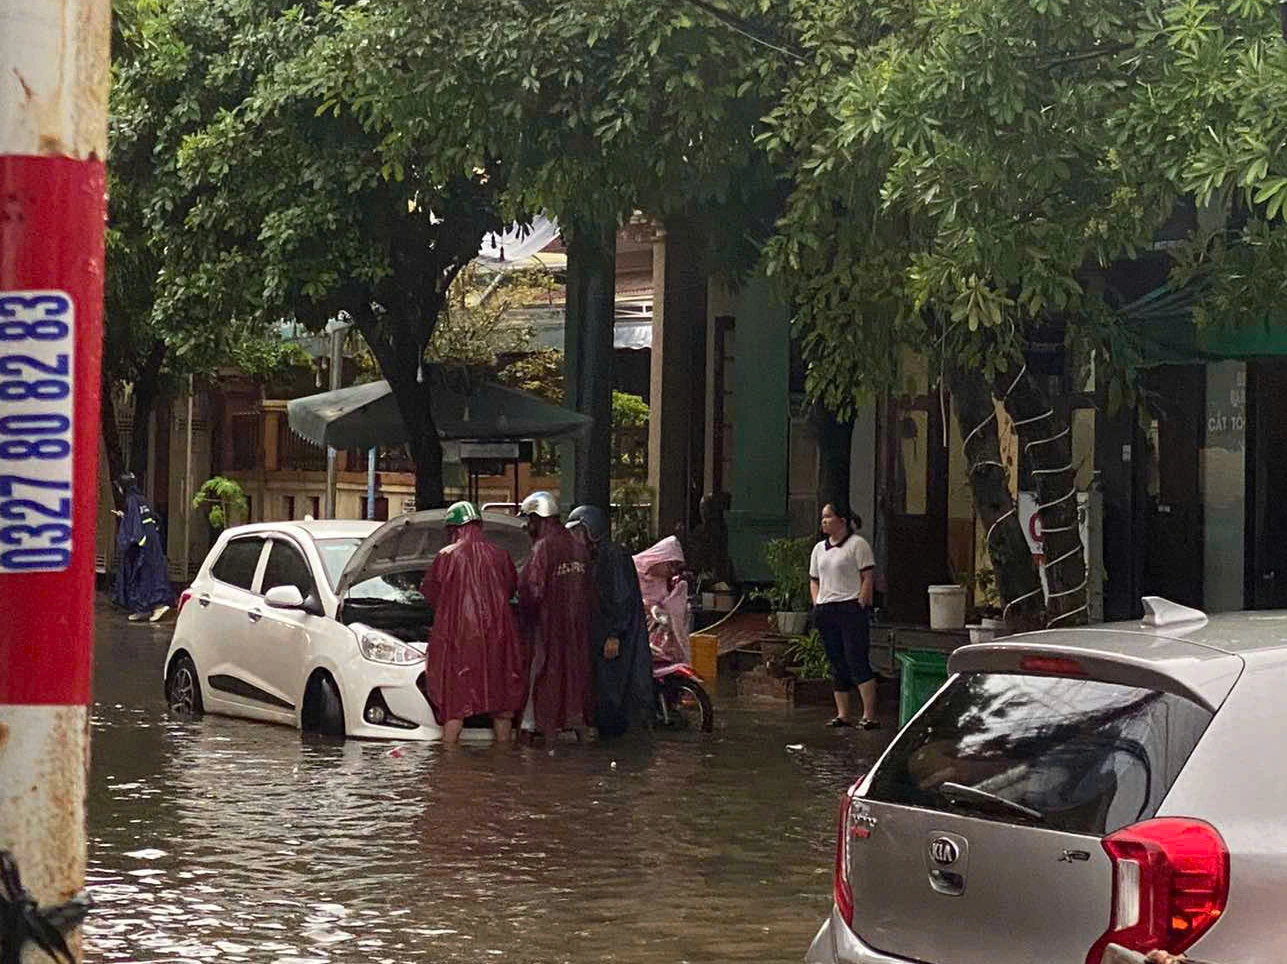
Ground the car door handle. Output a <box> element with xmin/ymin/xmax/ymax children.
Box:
<box><xmin>198</xmin><ymin>594</ymin><xmax>211</xmax><ymax>608</ymax></box>
<box><xmin>248</xmin><ymin>609</ymin><xmax>263</xmax><ymax>623</ymax></box>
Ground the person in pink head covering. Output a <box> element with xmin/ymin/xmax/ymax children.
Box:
<box><xmin>632</xmin><ymin>536</ymin><xmax>691</xmax><ymax>665</ymax></box>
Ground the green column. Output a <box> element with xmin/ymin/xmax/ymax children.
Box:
<box><xmin>727</xmin><ymin>276</ymin><xmax>790</xmax><ymax>581</ymax></box>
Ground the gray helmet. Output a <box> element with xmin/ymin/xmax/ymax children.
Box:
<box><xmin>519</xmin><ymin>491</ymin><xmax>560</xmax><ymax>519</ymax></box>
<box><xmin>566</xmin><ymin>505</ymin><xmax>609</xmax><ymax>542</ymax></box>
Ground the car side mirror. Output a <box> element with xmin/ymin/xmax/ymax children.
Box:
<box><xmin>265</xmin><ymin>585</ymin><xmax>306</xmax><ymax>610</ymax></box>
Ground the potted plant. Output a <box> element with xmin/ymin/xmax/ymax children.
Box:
<box><xmin>962</xmin><ymin>567</ymin><xmax>1005</xmax><ymax>642</ymax></box>
<box><xmin>782</xmin><ymin>629</ymin><xmax>837</xmax><ymax>704</ymax></box>
<box><xmin>753</xmin><ymin>536</ymin><xmax>815</xmax><ymax>637</ymax></box>
<box><xmin>785</xmin><ymin>629</ymin><xmax>832</xmax><ymax>680</ymax></box>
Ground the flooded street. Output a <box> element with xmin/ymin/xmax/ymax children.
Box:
<box><xmin>86</xmin><ymin>603</ymin><xmax>888</xmax><ymax>964</ymax></box>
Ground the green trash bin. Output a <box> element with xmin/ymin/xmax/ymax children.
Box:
<box><xmin>894</xmin><ymin>649</ymin><xmax>950</xmax><ymax>728</ymax></box>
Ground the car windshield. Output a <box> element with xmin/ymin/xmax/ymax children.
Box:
<box><xmin>315</xmin><ymin>538</ymin><xmax>361</xmax><ymax>588</ymax></box>
<box><xmin>314</xmin><ymin>537</ymin><xmax>427</xmax><ymax>605</ymax></box>
<box><xmin>865</xmin><ymin>672</ymin><xmax>1214</xmax><ymax>835</ymax></box>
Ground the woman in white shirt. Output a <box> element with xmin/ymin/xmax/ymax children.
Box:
<box><xmin>809</xmin><ymin>503</ymin><xmax>878</xmax><ymax>729</ymax></box>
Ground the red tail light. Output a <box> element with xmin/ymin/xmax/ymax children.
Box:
<box><xmin>833</xmin><ymin>777</ymin><xmax>864</xmax><ymax>928</ymax></box>
<box><xmin>1086</xmin><ymin>818</ymin><xmax>1229</xmax><ymax>964</ymax></box>
<box><xmin>1020</xmin><ymin>655</ymin><xmax>1088</xmax><ymax>676</ymax></box>
<box><xmin>177</xmin><ymin>589</ymin><xmax>192</xmax><ymax>615</ymax></box>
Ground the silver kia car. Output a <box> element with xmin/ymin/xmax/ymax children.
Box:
<box><xmin>807</xmin><ymin>598</ymin><xmax>1286</xmax><ymax>964</ymax></box>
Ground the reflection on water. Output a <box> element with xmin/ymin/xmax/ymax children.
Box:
<box><xmin>86</xmin><ymin>604</ymin><xmax>883</xmax><ymax>963</ymax></box>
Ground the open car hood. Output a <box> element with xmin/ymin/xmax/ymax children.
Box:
<box><xmin>334</xmin><ymin>509</ymin><xmax>531</xmax><ymax>598</ymax></box>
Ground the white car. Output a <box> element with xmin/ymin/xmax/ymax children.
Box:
<box><xmin>163</xmin><ymin>511</ymin><xmax>531</xmax><ymax>742</ymax></box>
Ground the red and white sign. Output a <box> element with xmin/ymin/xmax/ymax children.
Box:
<box><xmin>0</xmin><ymin>156</ymin><xmax>106</xmax><ymax>706</ymax></box>
<box><xmin>1018</xmin><ymin>491</ymin><xmax>1091</xmax><ymax>601</ymax></box>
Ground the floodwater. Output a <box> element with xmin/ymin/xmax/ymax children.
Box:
<box><xmin>85</xmin><ymin>603</ymin><xmax>890</xmax><ymax>964</ymax></box>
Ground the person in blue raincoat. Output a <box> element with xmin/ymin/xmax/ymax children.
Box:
<box><xmin>567</xmin><ymin>505</ymin><xmax>653</xmax><ymax>737</ymax></box>
<box><xmin>110</xmin><ymin>473</ymin><xmax>173</xmax><ymax>622</ymax></box>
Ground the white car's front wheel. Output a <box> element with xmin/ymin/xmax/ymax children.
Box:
<box><xmin>302</xmin><ymin>673</ymin><xmax>345</xmax><ymax>738</ymax></box>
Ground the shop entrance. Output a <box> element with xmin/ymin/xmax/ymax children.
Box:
<box><xmin>1248</xmin><ymin>361</ymin><xmax>1287</xmax><ymax>609</ymax></box>
<box><xmin>1139</xmin><ymin>366</ymin><xmax>1206</xmax><ymax>610</ymax></box>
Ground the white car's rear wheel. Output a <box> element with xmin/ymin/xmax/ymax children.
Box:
<box><xmin>166</xmin><ymin>655</ymin><xmax>204</xmax><ymax>717</ymax></box>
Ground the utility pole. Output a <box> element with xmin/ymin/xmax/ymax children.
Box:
<box><xmin>0</xmin><ymin>1</ymin><xmax>111</xmax><ymax>963</ymax></box>
<box><xmin>183</xmin><ymin>375</ymin><xmax>195</xmax><ymax>582</ymax></box>
<box><xmin>324</xmin><ymin>321</ymin><xmax>345</xmax><ymax>518</ymax></box>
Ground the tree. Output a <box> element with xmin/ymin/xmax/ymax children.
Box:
<box><xmin>1123</xmin><ymin>0</ymin><xmax>1287</xmax><ymax>324</ymax></box>
<box><xmin>107</xmin><ymin>0</ymin><xmax>310</xmax><ymax>489</ymax></box>
<box><xmin>321</xmin><ymin>0</ymin><xmax>788</xmax><ymax>506</ymax></box>
<box><xmin>118</xmin><ymin>0</ymin><xmax>511</xmax><ymax>509</ymax></box>
<box><xmin>755</xmin><ymin>0</ymin><xmax>1202</xmax><ymax>628</ymax></box>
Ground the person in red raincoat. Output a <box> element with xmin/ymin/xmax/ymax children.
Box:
<box><xmin>516</xmin><ymin>491</ymin><xmax>593</xmax><ymax>746</ymax></box>
<box><xmin>420</xmin><ymin>501</ymin><xmax>527</xmax><ymax>744</ymax></box>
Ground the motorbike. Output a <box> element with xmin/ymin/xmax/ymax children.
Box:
<box><xmin>648</xmin><ymin>604</ymin><xmax>714</xmax><ymax>732</ymax></box>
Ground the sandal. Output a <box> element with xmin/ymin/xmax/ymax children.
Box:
<box><xmin>858</xmin><ymin>718</ymin><xmax>882</xmax><ymax>730</ymax></box>
<box><xmin>826</xmin><ymin>716</ymin><xmax>855</xmax><ymax>728</ymax></box>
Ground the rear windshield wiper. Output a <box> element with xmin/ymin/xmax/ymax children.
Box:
<box><xmin>936</xmin><ymin>782</ymin><xmax>1044</xmax><ymax>822</ymax></box>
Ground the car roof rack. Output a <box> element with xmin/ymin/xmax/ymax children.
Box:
<box><xmin>1141</xmin><ymin>596</ymin><xmax>1208</xmax><ymax>628</ymax></box>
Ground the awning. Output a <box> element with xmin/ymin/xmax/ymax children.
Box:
<box><xmin>287</xmin><ymin>368</ymin><xmax>591</xmax><ymax>450</ymax></box>
<box><xmin>523</xmin><ymin>316</ymin><xmax>652</xmax><ymax>352</ymax></box>
<box><xmin>1123</xmin><ymin>283</ymin><xmax>1287</xmax><ymax>364</ymax></box>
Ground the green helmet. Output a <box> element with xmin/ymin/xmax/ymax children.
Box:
<box><xmin>444</xmin><ymin>501</ymin><xmax>481</xmax><ymax>527</ymax></box>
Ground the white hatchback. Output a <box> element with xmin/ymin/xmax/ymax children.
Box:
<box><xmin>163</xmin><ymin>511</ymin><xmax>531</xmax><ymax>741</ymax></box>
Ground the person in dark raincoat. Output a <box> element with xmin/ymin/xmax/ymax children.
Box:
<box><xmin>419</xmin><ymin>501</ymin><xmax>526</xmax><ymax>744</ymax></box>
<box><xmin>567</xmin><ymin>505</ymin><xmax>653</xmax><ymax>737</ymax></box>
<box><xmin>110</xmin><ymin>472</ymin><xmax>173</xmax><ymax>622</ymax></box>
<box><xmin>516</xmin><ymin>491</ymin><xmax>593</xmax><ymax>746</ymax></box>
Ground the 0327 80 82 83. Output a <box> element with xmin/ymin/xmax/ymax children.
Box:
<box><xmin>0</xmin><ymin>291</ymin><xmax>76</xmax><ymax>574</ymax></box>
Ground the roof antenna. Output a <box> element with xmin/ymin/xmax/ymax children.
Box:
<box><xmin>1141</xmin><ymin>596</ymin><xmax>1207</xmax><ymax>628</ymax></box>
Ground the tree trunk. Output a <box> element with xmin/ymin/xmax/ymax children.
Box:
<box><xmin>408</xmin><ymin>404</ymin><xmax>445</xmax><ymax>510</ymax></box>
<box><xmin>389</xmin><ymin>366</ymin><xmax>445</xmax><ymax>510</ymax></box>
<box><xmin>357</xmin><ymin>312</ymin><xmax>446</xmax><ymax>510</ymax></box>
<box><xmin>125</xmin><ymin>341</ymin><xmax>168</xmax><ymax>484</ymax></box>
<box><xmin>101</xmin><ymin>376</ymin><xmax>126</xmax><ymax>506</ymax></box>
<box><xmin>813</xmin><ymin>404</ymin><xmax>854</xmax><ymax>517</ymax></box>
<box><xmin>951</xmin><ymin>365</ymin><xmax>1044</xmax><ymax>633</ymax></box>
<box><xmin>999</xmin><ymin>365</ymin><xmax>1087</xmax><ymax>627</ymax></box>
<box><xmin>564</xmin><ymin>220</ymin><xmax>616</xmax><ymax>510</ymax></box>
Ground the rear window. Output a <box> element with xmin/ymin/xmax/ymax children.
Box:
<box><xmin>210</xmin><ymin>538</ymin><xmax>264</xmax><ymax>591</ymax></box>
<box><xmin>867</xmin><ymin>672</ymin><xmax>1214</xmax><ymax>836</ymax></box>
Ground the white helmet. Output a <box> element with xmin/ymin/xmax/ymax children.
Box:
<box><xmin>519</xmin><ymin>491</ymin><xmax>560</xmax><ymax>519</ymax></box>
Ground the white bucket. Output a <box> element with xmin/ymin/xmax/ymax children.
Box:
<box><xmin>774</xmin><ymin>611</ymin><xmax>809</xmax><ymax>635</ymax></box>
<box><xmin>928</xmin><ymin>585</ymin><xmax>967</xmax><ymax>630</ymax></box>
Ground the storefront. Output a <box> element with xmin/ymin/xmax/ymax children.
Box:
<box><xmin>1103</xmin><ymin>290</ymin><xmax>1287</xmax><ymax>617</ymax></box>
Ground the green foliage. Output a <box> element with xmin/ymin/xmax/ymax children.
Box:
<box><xmin>610</xmin><ymin>479</ymin><xmax>655</xmax><ymax>554</ymax></box>
<box><xmin>611</xmin><ymin>391</ymin><xmax>649</xmax><ymax>428</ymax></box>
<box><xmin>498</xmin><ymin>349</ymin><xmax>565</xmax><ymax>404</ymax></box>
<box><xmin>753</xmin><ymin>537</ymin><xmax>815</xmax><ymax>612</ymax></box>
<box><xmin>107</xmin><ymin>0</ymin><xmax>290</xmax><ymax>413</ymax></box>
<box><xmin>757</xmin><ymin>0</ymin><xmax>1200</xmax><ymax>416</ymax></box>
<box><xmin>193</xmin><ymin>476</ymin><xmax>249</xmax><ymax>531</ymax></box>
<box><xmin>786</xmin><ymin>629</ymin><xmax>831</xmax><ymax>681</ymax></box>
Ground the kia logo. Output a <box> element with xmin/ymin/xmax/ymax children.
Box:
<box><xmin>930</xmin><ymin>837</ymin><xmax>960</xmax><ymax>866</ymax></box>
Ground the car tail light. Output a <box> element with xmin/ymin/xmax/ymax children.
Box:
<box><xmin>833</xmin><ymin>776</ymin><xmax>864</xmax><ymax>928</ymax></box>
<box><xmin>1086</xmin><ymin>818</ymin><xmax>1229</xmax><ymax>964</ymax></box>
<box><xmin>1020</xmin><ymin>655</ymin><xmax>1088</xmax><ymax>676</ymax></box>
<box><xmin>176</xmin><ymin>589</ymin><xmax>193</xmax><ymax>616</ymax></box>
